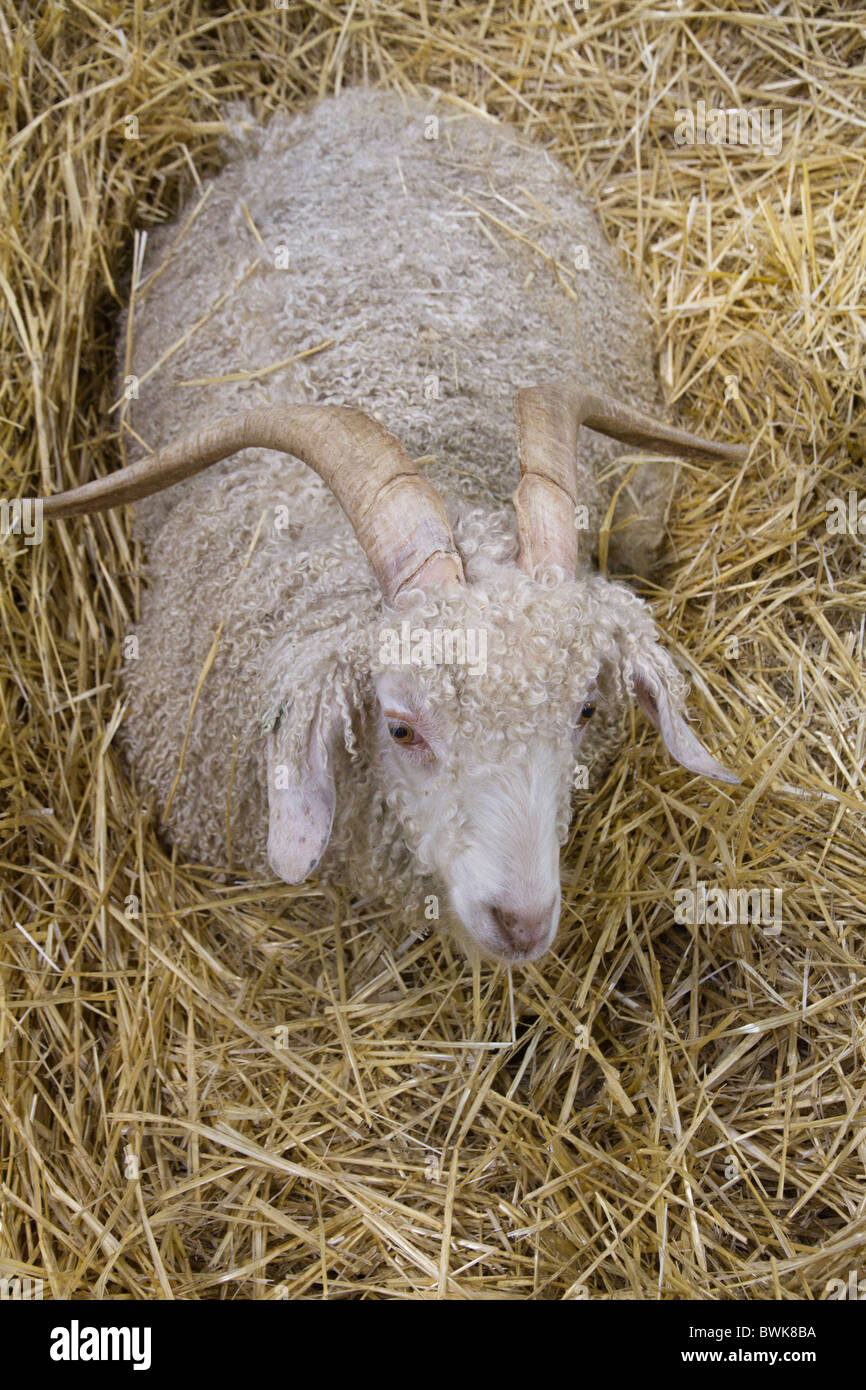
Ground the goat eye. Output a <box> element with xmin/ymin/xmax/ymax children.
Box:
<box><xmin>387</xmin><ymin>718</ymin><xmax>426</xmax><ymax>749</ymax></box>
<box><xmin>579</xmin><ymin>703</ymin><xmax>596</xmax><ymax>722</ymax></box>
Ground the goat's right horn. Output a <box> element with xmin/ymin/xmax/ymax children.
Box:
<box><xmin>513</xmin><ymin>384</ymin><xmax>748</xmax><ymax>576</ymax></box>
<box><xmin>35</xmin><ymin>405</ymin><xmax>464</xmax><ymax>603</ymax></box>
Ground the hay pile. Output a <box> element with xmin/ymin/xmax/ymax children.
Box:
<box><xmin>2</xmin><ymin>0</ymin><xmax>865</xmax><ymax>1300</ymax></box>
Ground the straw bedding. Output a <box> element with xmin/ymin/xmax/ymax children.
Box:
<box><xmin>2</xmin><ymin>1</ymin><xmax>865</xmax><ymax>1299</ymax></box>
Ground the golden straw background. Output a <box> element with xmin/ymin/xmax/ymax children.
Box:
<box><xmin>2</xmin><ymin>1</ymin><xmax>865</xmax><ymax>1299</ymax></box>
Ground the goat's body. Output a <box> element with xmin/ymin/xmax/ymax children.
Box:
<box><xmin>120</xmin><ymin>88</ymin><xmax>673</xmax><ymax>887</ymax></box>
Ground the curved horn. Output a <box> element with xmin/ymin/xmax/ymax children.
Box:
<box><xmin>513</xmin><ymin>384</ymin><xmax>748</xmax><ymax>576</ymax></box>
<box><xmin>36</xmin><ymin>405</ymin><xmax>463</xmax><ymax>602</ymax></box>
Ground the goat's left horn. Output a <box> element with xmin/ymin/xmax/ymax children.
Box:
<box><xmin>34</xmin><ymin>405</ymin><xmax>464</xmax><ymax>602</ymax></box>
<box><xmin>513</xmin><ymin>384</ymin><xmax>748</xmax><ymax>576</ymax></box>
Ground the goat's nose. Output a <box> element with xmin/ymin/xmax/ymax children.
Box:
<box><xmin>488</xmin><ymin>899</ymin><xmax>557</xmax><ymax>953</ymax></box>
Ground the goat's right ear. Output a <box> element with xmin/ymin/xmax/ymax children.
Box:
<box><xmin>266</xmin><ymin>699</ymin><xmax>338</xmax><ymax>884</ymax></box>
<box><xmin>629</xmin><ymin>653</ymin><xmax>739</xmax><ymax>785</ymax></box>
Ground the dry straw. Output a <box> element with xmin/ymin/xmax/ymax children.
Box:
<box><xmin>2</xmin><ymin>0</ymin><xmax>865</xmax><ymax>1300</ymax></box>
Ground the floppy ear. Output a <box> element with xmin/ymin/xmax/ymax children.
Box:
<box><xmin>266</xmin><ymin>692</ymin><xmax>340</xmax><ymax>883</ymax></box>
<box><xmin>629</xmin><ymin>652</ymin><xmax>739</xmax><ymax>785</ymax></box>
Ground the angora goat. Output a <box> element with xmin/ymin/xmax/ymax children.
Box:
<box><xmin>39</xmin><ymin>88</ymin><xmax>745</xmax><ymax>964</ymax></box>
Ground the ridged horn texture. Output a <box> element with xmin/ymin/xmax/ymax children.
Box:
<box><xmin>37</xmin><ymin>405</ymin><xmax>464</xmax><ymax>602</ymax></box>
<box><xmin>513</xmin><ymin>384</ymin><xmax>749</xmax><ymax>576</ymax></box>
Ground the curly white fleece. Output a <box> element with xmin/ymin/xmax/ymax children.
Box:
<box><xmin>118</xmin><ymin>87</ymin><xmax>686</xmax><ymax>907</ymax></box>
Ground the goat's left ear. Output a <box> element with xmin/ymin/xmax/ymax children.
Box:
<box><xmin>266</xmin><ymin>694</ymin><xmax>339</xmax><ymax>883</ymax></box>
<box><xmin>630</xmin><ymin>654</ymin><xmax>739</xmax><ymax>785</ymax></box>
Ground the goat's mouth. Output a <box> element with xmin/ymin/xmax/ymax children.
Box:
<box><xmin>450</xmin><ymin>893</ymin><xmax>561</xmax><ymax>965</ymax></box>
<box><xmin>491</xmin><ymin>938</ymin><xmax>555</xmax><ymax>966</ymax></box>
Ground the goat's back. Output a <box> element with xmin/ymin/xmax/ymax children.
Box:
<box><xmin>121</xmin><ymin>87</ymin><xmax>664</xmax><ymax>563</ymax></box>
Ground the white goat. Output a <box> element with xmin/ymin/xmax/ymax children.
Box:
<box><xmin>38</xmin><ymin>89</ymin><xmax>744</xmax><ymax>963</ymax></box>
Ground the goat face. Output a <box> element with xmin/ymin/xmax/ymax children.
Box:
<box><xmin>267</xmin><ymin>570</ymin><xmax>736</xmax><ymax>965</ymax></box>
<box><xmin>372</xmin><ymin>661</ymin><xmax>575</xmax><ymax>963</ymax></box>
